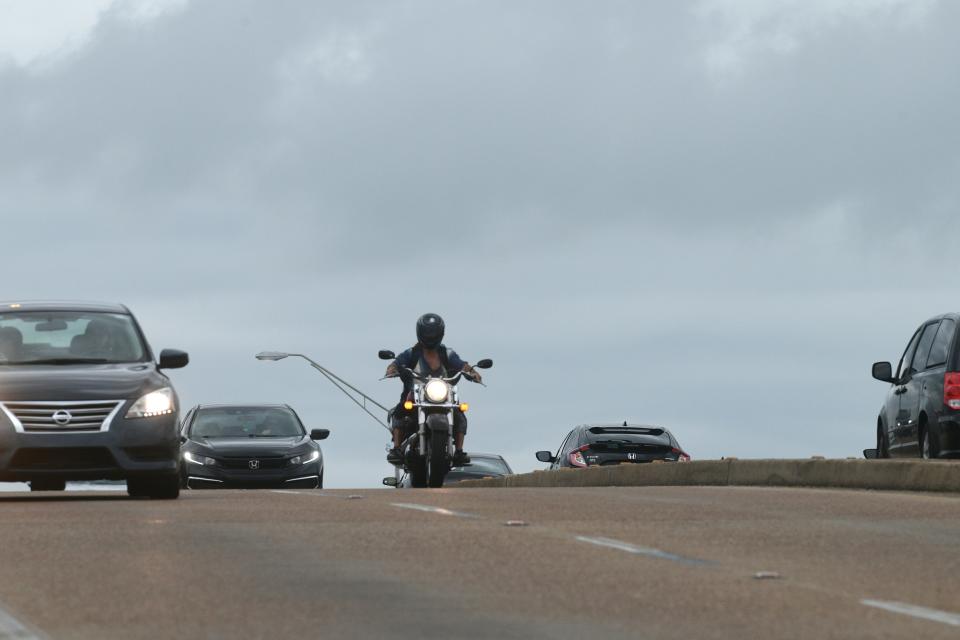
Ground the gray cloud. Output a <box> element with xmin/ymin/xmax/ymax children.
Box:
<box><xmin>1</xmin><ymin>0</ymin><xmax>957</xmax><ymax>486</ymax></box>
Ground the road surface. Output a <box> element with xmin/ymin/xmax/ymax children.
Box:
<box><xmin>0</xmin><ymin>485</ymin><xmax>958</xmax><ymax>639</ymax></box>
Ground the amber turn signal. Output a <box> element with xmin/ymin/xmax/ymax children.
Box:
<box><xmin>403</xmin><ymin>401</ymin><xmax>414</xmax><ymax>411</ymax></box>
<box><xmin>459</xmin><ymin>403</ymin><xmax>469</xmax><ymax>412</ymax></box>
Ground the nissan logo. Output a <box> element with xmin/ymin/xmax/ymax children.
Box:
<box><xmin>52</xmin><ymin>410</ymin><xmax>73</xmax><ymax>426</ymax></box>
<box><xmin>248</xmin><ymin>459</ymin><xmax>260</xmax><ymax>470</ymax></box>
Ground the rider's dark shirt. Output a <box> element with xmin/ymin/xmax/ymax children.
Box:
<box><xmin>393</xmin><ymin>344</ymin><xmax>466</xmax><ymax>377</ymax></box>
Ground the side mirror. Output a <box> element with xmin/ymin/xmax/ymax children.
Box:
<box><xmin>310</xmin><ymin>429</ymin><xmax>330</xmax><ymax>441</ymax></box>
<box><xmin>535</xmin><ymin>450</ymin><xmax>555</xmax><ymax>463</ymax></box>
<box><xmin>379</xmin><ymin>350</ymin><xmax>396</xmax><ymax>361</ymax></box>
<box><xmin>382</xmin><ymin>477</ymin><xmax>399</xmax><ymax>487</ymax></box>
<box><xmin>871</xmin><ymin>361</ymin><xmax>894</xmax><ymax>383</ymax></box>
<box><xmin>863</xmin><ymin>448</ymin><xmax>878</xmax><ymax>460</ymax></box>
<box><xmin>475</xmin><ymin>359</ymin><xmax>493</xmax><ymax>369</ymax></box>
<box><xmin>159</xmin><ymin>349</ymin><xmax>189</xmax><ymax>370</ymax></box>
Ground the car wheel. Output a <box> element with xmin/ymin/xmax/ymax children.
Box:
<box><xmin>128</xmin><ymin>474</ymin><xmax>180</xmax><ymax>499</ymax></box>
<box><xmin>317</xmin><ymin>470</ymin><xmax>324</xmax><ymax>489</ymax></box>
<box><xmin>877</xmin><ymin>427</ymin><xmax>889</xmax><ymax>459</ymax></box>
<box><xmin>30</xmin><ymin>478</ymin><xmax>66</xmax><ymax>492</ymax></box>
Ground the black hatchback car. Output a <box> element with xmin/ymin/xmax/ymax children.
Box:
<box><xmin>180</xmin><ymin>404</ymin><xmax>329</xmax><ymax>489</ymax></box>
<box><xmin>536</xmin><ymin>423</ymin><xmax>690</xmax><ymax>469</ymax></box>
<box><xmin>0</xmin><ymin>301</ymin><xmax>189</xmax><ymax>498</ymax></box>
<box><xmin>871</xmin><ymin>313</ymin><xmax>960</xmax><ymax>459</ymax></box>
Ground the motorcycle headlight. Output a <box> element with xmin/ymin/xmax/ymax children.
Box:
<box><xmin>183</xmin><ymin>451</ymin><xmax>215</xmax><ymax>466</ymax></box>
<box><xmin>290</xmin><ymin>450</ymin><xmax>320</xmax><ymax>466</ymax></box>
<box><xmin>424</xmin><ymin>379</ymin><xmax>450</xmax><ymax>403</ymax></box>
<box><xmin>125</xmin><ymin>387</ymin><xmax>175</xmax><ymax>419</ymax></box>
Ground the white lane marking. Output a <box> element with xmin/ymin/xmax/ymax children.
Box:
<box><xmin>0</xmin><ymin>603</ymin><xmax>44</xmax><ymax>640</ymax></box>
<box><xmin>575</xmin><ymin>536</ymin><xmax>711</xmax><ymax>566</ymax></box>
<box><xmin>271</xmin><ymin>490</ymin><xmax>336</xmax><ymax>498</ymax></box>
<box><xmin>391</xmin><ymin>503</ymin><xmax>480</xmax><ymax>519</ymax></box>
<box><xmin>861</xmin><ymin>599</ymin><xmax>960</xmax><ymax>627</ymax></box>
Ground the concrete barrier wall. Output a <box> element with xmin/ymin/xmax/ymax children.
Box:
<box><xmin>454</xmin><ymin>459</ymin><xmax>960</xmax><ymax>493</ymax></box>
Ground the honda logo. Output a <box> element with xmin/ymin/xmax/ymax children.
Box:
<box><xmin>248</xmin><ymin>459</ymin><xmax>260</xmax><ymax>470</ymax></box>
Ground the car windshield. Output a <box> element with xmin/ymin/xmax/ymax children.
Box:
<box><xmin>191</xmin><ymin>407</ymin><xmax>304</xmax><ymax>438</ymax></box>
<box><xmin>451</xmin><ymin>457</ymin><xmax>509</xmax><ymax>475</ymax></box>
<box><xmin>0</xmin><ymin>311</ymin><xmax>148</xmax><ymax>365</ymax></box>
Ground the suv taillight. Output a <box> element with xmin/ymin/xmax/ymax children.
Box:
<box><xmin>671</xmin><ymin>447</ymin><xmax>691</xmax><ymax>462</ymax></box>
<box><xmin>946</xmin><ymin>373</ymin><xmax>960</xmax><ymax>410</ymax></box>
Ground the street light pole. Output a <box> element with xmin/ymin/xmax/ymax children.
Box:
<box><xmin>255</xmin><ymin>352</ymin><xmax>392</xmax><ymax>432</ymax></box>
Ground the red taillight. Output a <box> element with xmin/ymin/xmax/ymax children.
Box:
<box><xmin>671</xmin><ymin>447</ymin><xmax>691</xmax><ymax>462</ymax></box>
<box><xmin>568</xmin><ymin>446</ymin><xmax>589</xmax><ymax>468</ymax></box>
<box><xmin>946</xmin><ymin>373</ymin><xmax>960</xmax><ymax>410</ymax></box>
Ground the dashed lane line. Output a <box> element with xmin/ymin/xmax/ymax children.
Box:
<box><xmin>0</xmin><ymin>603</ymin><xmax>44</xmax><ymax>640</ymax></box>
<box><xmin>861</xmin><ymin>599</ymin><xmax>960</xmax><ymax>628</ymax></box>
<box><xmin>575</xmin><ymin>536</ymin><xmax>713</xmax><ymax>567</ymax></box>
<box><xmin>390</xmin><ymin>503</ymin><xmax>480</xmax><ymax>519</ymax></box>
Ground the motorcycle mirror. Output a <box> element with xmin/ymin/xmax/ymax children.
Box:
<box><xmin>379</xmin><ymin>350</ymin><xmax>396</xmax><ymax>361</ymax></box>
<box><xmin>475</xmin><ymin>359</ymin><xmax>493</xmax><ymax>369</ymax></box>
<box><xmin>535</xmin><ymin>450</ymin><xmax>554</xmax><ymax>463</ymax></box>
<box><xmin>382</xmin><ymin>477</ymin><xmax>399</xmax><ymax>487</ymax></box>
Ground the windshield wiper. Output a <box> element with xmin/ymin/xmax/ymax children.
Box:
<box><xmin>7</xmin><ymin>358</ymin><xmax>113</xmax><ymax>365</ymax></box>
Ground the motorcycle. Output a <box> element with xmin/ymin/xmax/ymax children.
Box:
<box><xmin>378</xmin><ymin>350</ymin><xmax>492</xmax><ymax>488</ymax></box>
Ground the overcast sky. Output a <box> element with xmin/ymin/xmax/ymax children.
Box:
<box><xmin>1</xmin><ymin>0</ymin><xmax>957</xmax><ymax>487</ymax></box>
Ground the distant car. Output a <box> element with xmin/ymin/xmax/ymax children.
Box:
<box><xmin>0</xmin><ymin>301</ymin><xmax>189</xmax><ymax>498</ymax></box>
<box><xmin>871</xmin><ymin>313</ymin><xmax>960</xmax><ymax>459</ymax></box>
<box><xmin>395</xmin><ymin>453</ymin><xmax>513</xmax><ymax>487</ymax></box>
<box><xmin>443</xmin><ymin>453</ymin><xmax>513</xmax><ymax>484</ymax></box>
<box><xmin>536</xmin><ymin>423</ymin><xmax>690</xmax><ymax>469</ymax></box>
<box><xmin>180</xmin><ymin>404</ymin><xmax>329</xmax><ymax>489</ymax></box>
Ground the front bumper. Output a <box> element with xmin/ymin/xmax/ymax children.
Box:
<box><xmin>0</xmin><ymin>413</ymin><xmax>179</xmax><ymax>482</ymax></box>
<box><xmin>184</xmin><ymin>461</ymin><xmax>322</xmax><ymax>489</ymax></box>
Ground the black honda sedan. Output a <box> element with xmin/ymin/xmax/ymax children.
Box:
<box><xmin>871</xmin><ymin>313</ymin><xmax>960</xmax><ymax>459</ymax></box>
<box><xmin>180</xmin><ymin>404</ymin><xmax>329</xmax><ymax>489</ymax></box>
<box><xmin>536</xmin><ymin>423</ymin><xmax>690</xmax><ymax>469</ymax></box>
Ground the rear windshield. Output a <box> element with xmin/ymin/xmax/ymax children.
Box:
<box><xmin>586</xmin><ymin>427</ymin><xmax>668</xmax><ymax>443</ymax></box>
<box><xmin>190</xmin><ymin>407</ymin><xmax>304</xmax><ymax>438</ymax></box>
<box><xmin>0</xmin><ymin>311</ymin><xmax>148</xmax><ymax>364</ymax></box>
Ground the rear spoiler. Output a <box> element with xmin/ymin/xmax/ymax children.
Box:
<box><xmin>588</xmin><ymin>427</ymin><xmax>664</xmax><ymax>437</ymax></box>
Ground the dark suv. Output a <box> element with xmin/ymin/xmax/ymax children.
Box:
<box><xmin>0</xmin><ymin>302</ymin><xmax>189</xmax><ymax>497</ymax></box>
<box><xmin>872</xmin><ymin>313</ymin><xmax>960</xmax><ymax>459</ymax></box>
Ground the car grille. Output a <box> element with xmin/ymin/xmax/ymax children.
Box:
<box><xmin>10</xmin><ymin>447</ymin><xmax>117</xmax><ymax>470</ymax></box>
<box><xmin>220</xmin><ymin>457</ymin><xmax>286</xmax><ymax>470</ymax></box>
<box><xmin>0</xmin><ymin>400</ymin><xmax>124</xmax><ymax>433</ymax></box>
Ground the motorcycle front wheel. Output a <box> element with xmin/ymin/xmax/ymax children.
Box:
<box><xmin>427</xmin><ymin>429</ymin><xmax>449</xmax><ymax>488</ymax></box>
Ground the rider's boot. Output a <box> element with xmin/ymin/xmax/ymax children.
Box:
<box><xmin>387</xmin><ymin>447</ymin><xmax>403</xmax><ymax>465</ymax></box>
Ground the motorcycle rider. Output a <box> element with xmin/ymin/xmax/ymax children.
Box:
<box><xmin>385</xmin><ymin>313</ymin><xmax>481</xmax><ymax>467</ymax></box>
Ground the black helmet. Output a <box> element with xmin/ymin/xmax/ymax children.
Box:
<box><xmin>416</xmin><ymin>313</ymin><xmax>445</xmax><ymax>348</ymax></box>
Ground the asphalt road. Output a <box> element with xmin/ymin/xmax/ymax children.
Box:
<box><xmin>0</xmin><ymin>485</ymin><xmax>958</xmax><ymax>639</ymax></box>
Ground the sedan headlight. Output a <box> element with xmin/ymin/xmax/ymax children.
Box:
<box><xmin>125</xmin><ymin>387</ymin><xmax>175</xmax><ymax>419</ymax></box>
<box><xmin>424</xmin><ymin>379</ymin><xmax>450</xmax><ymax>403</ymax></box>
<box><xmin>290</xmin><ymin>450</ymin><xmax>320</xmax><ymax>466</ymax></box>
<box><xmin>183</xmin><ymin>451</ymin><xmax>215</xmax><ymax>466</ymax></box>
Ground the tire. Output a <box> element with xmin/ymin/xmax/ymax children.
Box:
<box><xmin>127</xmin><ymin>474</ymin><xmax>180</xmax><ymax>499</ymax></box>
<box><xmin>30</xmin><ymin>478</ymin><xmax>66</xmax><ymax>492</ymax></box>
<box><xmin>408</xmin><ymin>454</ymin><xmax>427</xmax><ymax>488</ymax></box>
<box><xmin>877</xmin><ymin>426</ymin><xmax>889</xmax><ymax>459</ymax></box>
<box><xmin>920</xmin><ymin>422</ymin><xmax>939</xmax><ymax>460</ymax></box>
<box><xmin>427</xmin><ymin>429</ymin><xmax>449</xmax><ymax>488</ymax></box>
<box><xmin>317</xmin><ymin>470</ymin><xmax>324</xmax><ymax>489</ymax></box>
